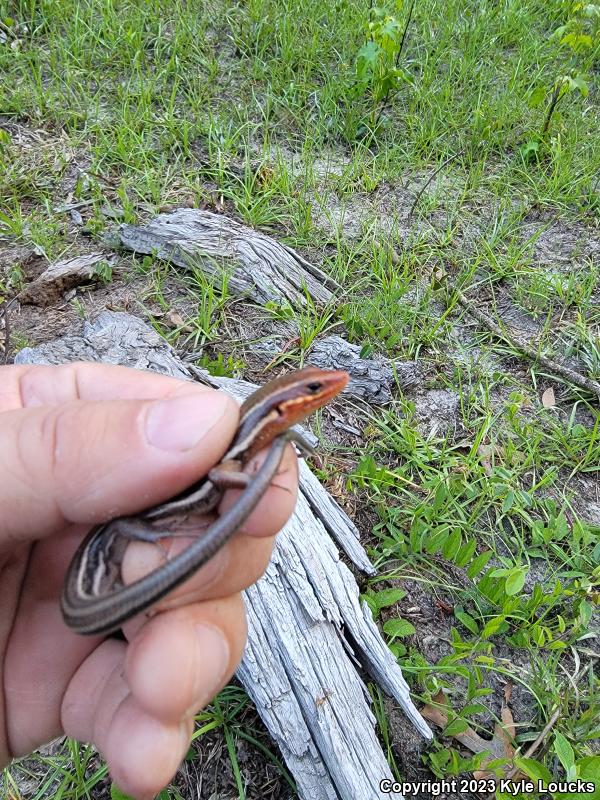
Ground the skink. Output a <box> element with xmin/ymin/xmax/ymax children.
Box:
<box><xmin>61</xmin><ymin>366</ymin><xmax>349</xmax><ymax>635</ymax></box>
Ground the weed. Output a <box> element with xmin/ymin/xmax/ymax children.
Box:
<box><xmin>352</xmin><ymin>2</ymin><xmax>416</xmax><ymax>137</ymax></box>
<box><xmin>521</xmin><ymin>1</ymin><xmax>600</xmax><ymax>160</ymax></box>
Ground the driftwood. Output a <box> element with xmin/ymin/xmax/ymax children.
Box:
<box><xmin>16</xmin><ymin>312</ymin><xmax>432</xmax><ymax>800</ymax></box>
<box><xmin>18</xmin><ymin>253</ymin><xmax>112</xmax><ymax>306</ymax></box>
<box><xmin>117</xmin><ymin>208</ymin><xmax>338</xmax><ymax>306</ymax></box>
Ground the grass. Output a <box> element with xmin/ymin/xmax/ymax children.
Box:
<box><xmin>1</xmin><ymin>0</ymin><xmax>599</xmax><ymax>797</ymax></box>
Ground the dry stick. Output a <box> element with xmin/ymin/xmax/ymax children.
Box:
<box><xmin>408</xmin><ymin>149</ymin><xmax>465</xmax><ymax>218</ymax></box>
<box><xmin>541</xmin><ymin>81</ymin><xmax>564</xmax><ymax>139</ymax></box>
<box><xmin>0</xmin><ymin>299</ymin><xmax>10</xmax><ymax>365</ymax></box>
<box><xmin>395</xmin><ymin>0</ymin><xmax>416</xmax><ymax>68</ymax></box>
<box><xmin>456</xmin><ymin>290</ymin><xmax>600</xmax><ymax>403</ymax></box>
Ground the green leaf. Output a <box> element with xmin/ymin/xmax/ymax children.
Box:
<box><xmin>571</xmin><ymin>73</ymin><xmax>589</xmax><ymax>96</ymax></box>
<box><xmin>558</xmin><ymin>72</ymin><xmax>590</xmax><ymax>97</ymax></box>
<box><xmin>429</xmin><ymin>747</ymin><xmax>451</xmax><ymax>775</ymax></box>
<box><xmin>370</xmin><ymin>587</ymin><xmax>407</xmax><ymax>610</ymax></box>
<box><xmin>489</xmin><ymin>568</ymin><xmax>511</xmax><ymax>578</ymax></box>
<box><xmin>111</xmin><ymin>786</ymin><xmax>136</xmax><ymax>800</ymax></box>
<box><xmin>531</xmin><ymin>623</ymin><xmax>546</xmax><ymax>646</ymax></box>
<box><xmin>514</xmin><ymin>757</ymin><xmax>553</xmax><ymax>784</ymax></box>
<box><xmin>520</xmin><ymin>139</ymin><xmax>541</xmax><ymax>161</ymax></box>
<box><xmin>467</xmin><ymin>550</ymin><xmax>492</xmax><ymax>578</ymax></box>
<box><xmin>389</xmin><ymin>641</ymin><xmax>407</xmax><ymax>658</ymax></box>
<box><xmin>454</xmin><ymin>537</ymin><xmax>477</xmax><ymax>567</ymax></box>
<box><xmin>578</xmin><ymin>600</ymin><xmax>593</xmax><ymax>627</ymax></box>
<box><xmin>455</xmin><ymin>610</ymin><xmax>479</xmax><ymax>635</ymax></box>
<box><xmin>553</xmin><ymin>756</ymin><xmax>600</xmax><ymax>800</ymax></box>
<box><xmin>363</xmin><ymin>594</ymin><xmax>379</xmax><ymax>617</ymax></box>
<box><xmin>551</xmin><ymin>24</ymin><xmax>568</xmax><ymax>40</ymax></box>
<box><xmin>561</xmin><ymin>32</ymin><xmax>593</xmax><ymax>52</ymax></box>
<box><xmin>357</xmin><ymin>41</ymin><xmax>380</xmax><ymax>65</ymax></box>
<box><xmin>553</xmin><ymin>512</ymin><xmax>570</xmax><ymax>540</ymax></box>
<box><xmin>578</xmin><ymin>755</ymin><xmax>600</xmax><ymax>782</ymax></box>
<box><xmin>481</xmin><ymin>615</ymin><xmax>506</xmax><ymax>639</ymax></box>
<box><xmin>554</xmin><ymin>731</ymin><xmax>575</xmax><ymax>772</ymax></box>
<box><xmin>356</xmin><ymin>41</ymin><xmax>381</xmax><ymax>80</ymax></box>
<box><xmin>528</xmin><ymin>86</ymin><xmax>547</xmax><ymax>108</ymax></box>
<box><xmin>502</xmin><ymin>490</ymin><xmax>515</xmax><ymax>513</ymax></box>
<box><xmin>444</xmin><ymin>717</ymin><xmax>471</xmax><ymax>736</ymax></box>
<box><xmin>474</xmin><ymin>655</ymin><xmax>495</xmax><ymax>666</ymax></box>
<box><xmin>432</xmin><ymin>481</ymin><xmax>448</xmax><ymax>511</ymax></box>
<box><xmin>381</xmin><ymin>16</ymin><xmax>402</xmax><ymax>35</ymax></box>
<box><xmin>547</xmin><ymin>639</ymin><xmax>568</xmax><ymax>650</ymax></box>
<box><xmin>505</xmin><ymin>567</ymin><xmax>527</xmax><ymax>596</ymax></box>
<box><xmin>442</xmin><ymin>528</ymin><xmax>462</xmax><ymax>560</ymax></box>
<box><xmin>383</xmin><ymin>617</ymin><xmax>416</xmax><ymax>638</ymax></box>
<box><xmin>424</xmin><ymin>526</ymin><xmax>450</xmax><ymax>554</ymax></box>
<box><xmin>460</xmin><ymin>703</ymin><xmax>488</xmax><ymax>717</ymax></box>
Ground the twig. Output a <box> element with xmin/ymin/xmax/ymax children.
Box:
<box><xmin>53</xmin><ymin>199</ymin><xmax>95</xmax><ymax>213</ymax></box>
<box><xmin>541</xmin><ymin>81</ymin><xmax>564</xmax><ymax>139</ymax></box>
<box><xmin>0</xmin><ymin>300</ymin><xmax>12</xmax><ymax>364</ymax></box>
<box><xmin>408</xmin><ymin>149</ymin><xmax>465</xmax><ymax>218</ymax></box>
<box><xmin>456</xmin><ymin>290</ymin><xmax>600</xmax><ymax>403</ymax></box>
<box><xmin>0</xmin><ymin>297</ymin><xmax>16</xmax><ymax>365</ymax></box>
<box><xmin>395</xmin><ymin>0</ymin><xmax>416</xmax><ymax>68</ymax></box>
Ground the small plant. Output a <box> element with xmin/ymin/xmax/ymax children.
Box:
<box><xmin>512</xmin><ymin>267</ymin><xmax>597</xmax><ymax>317</ymax></box>
<box><xmin>0</xmin><ymin>205</ymin><xmax>26</xmax><ymax>239</ymax></box>
<box><xmin>522</xmin><ymin>2</ymin><xmax>599</xmax><ymax>160</ymax></box>
<box><xmin>184</xmin><ymin>262</ymin><xmax>231</xmax><ymax>350</ymax></box>
<box><xmin>70</xmin><ymin>297</ymin><xmax>87</xmax><ymax>318</ymax></box>
<box><xmin>92</xmin><ymin>259</ymin><xmax>113</xmax><ymax>284</ymax></box>
<box><xmin>196</xmin><ymin>352</ymin><xmax>245</xmax><ymax>378</ymax></box>
<box><xmin>362</xmin><ymin>586</ymin><xmax>410</xmax><ymax>656</ymax></box>
<box><xmin>0</xmin><ymin>260</ymin><xmax>24</xmax><ymax>297</ymax></box>
<box><xmin>0</xmin><ymin>127</ymin><xmax>11</xmax><ymax>154</ymax></box>
<box><xmin>264</xmin><ymin>290</ymin><xmax>342</xmax><ymax>358</ymax></box>
<box><xmin>352</xmin><ymin>1</ymin><xmax>415</xmax><ymax>135</ymax></box>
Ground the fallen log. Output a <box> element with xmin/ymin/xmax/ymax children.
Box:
<box><xmin>117</xmin><ymin>208</ymin><xmax>338</xmax><ymax>306</ymax></box>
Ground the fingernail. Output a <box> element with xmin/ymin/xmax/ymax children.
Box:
<box><xmin>145</xmin><ymin>391</ymin><xmax>229</xmax><ymax>452</ymax></box>
<box><xmin>189</xmin><ymin>624</ymin><xmax>230</xmax><ymax>712</ymax></box>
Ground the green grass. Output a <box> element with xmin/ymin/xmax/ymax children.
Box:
<box><xmin>1</xmin><ymin>0</ymin><xmax>599</xmax><ymax>796</ymax></box>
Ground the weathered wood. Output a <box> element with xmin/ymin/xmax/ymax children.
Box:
<box><xmin>117</xmin><ymin>208</ymin><xmax>338</xmax><ymax>306</ymax></box>
<box><xmin>15</xmin><ymin>311</ymin><xmax>432</xmax><ymax>800</ymax></box>
<box><xmin>18</xmin><ymin>253</ymin><xmax>112</xmax><ymax>306</ymax></box>
<box><xmin>310</xmin><ymin>335</ymin><xmax>423</xmax><ymax>404</ymax></box>
<box><xmin>15</xmin><ymin>310</ymin><xmax>191</xmax><ymax>378</ymax></box>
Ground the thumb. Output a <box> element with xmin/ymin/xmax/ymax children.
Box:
<box><xmin>0</xmin><ymin>388</ymin><xmax>237</xmax><ymax>544</ymax></box>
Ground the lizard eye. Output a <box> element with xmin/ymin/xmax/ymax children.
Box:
<box><xmin>306</xmin><ymin>381</ymin><xmax>323</xmax><ymax>393</ymax></box>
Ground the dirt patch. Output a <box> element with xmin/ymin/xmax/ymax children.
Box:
<box><xmin>519</xmin><ymin>213</ymin><xmax>600</xmax><ymax>268</ymax></box>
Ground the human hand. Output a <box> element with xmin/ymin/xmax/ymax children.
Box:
<box><xmin>0</xmin><ymin>362</ymin><xmax>298</xmax><ymax>798</ymax></box>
